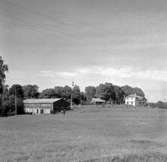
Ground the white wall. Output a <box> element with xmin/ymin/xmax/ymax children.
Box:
<box><xmin>25</xmin><ymin>108</ymin><xmax>51</xmax><ymax>114</ymax></box>
<box><xmin>43</xmin><ymin>109</ymin><xmax>51</xmax><ymax>114</ymax></box>
<box><xmin>125</xmin><ymin>97</ymin><xmax>136</xmax><ymax>106</ymax></box>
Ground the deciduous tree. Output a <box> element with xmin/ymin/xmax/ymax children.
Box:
<box><xmin>9</xmin><ymin>84</ymin><xmax>24</xmax><ymax>99</ymax></box>
<box><xmin>0</xmin><ymin>56</ymin><xmax>8</xmax><ymax>109</ymax></box>
<box><xmin>96</xmin><ymin>83</ymin><xmax>115</xmax><ymax>102</ymax></box>
<box><xmin>72</xmin><ymin>85</ymin><xmax>81</xmax><ymax>104</ymax></box>
<box><xmin>39</xmin><ymin>88</ymin><xmax>56</xmax><ymax>98</ymax></box>
<box><xmin>23</xmin><ymin>85</ymin><xmax>39</xmax><ymax>99</ymax></box>
<box><xmin>85</xmin><ymin>86</ymin><xmax>96</xmax><ymax>102</ymax></box>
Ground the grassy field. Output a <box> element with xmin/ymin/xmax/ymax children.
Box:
<box><xmin>1</xmin><ymin>105</ymin><xmax>167</xmax><ymax>162</ymax></box>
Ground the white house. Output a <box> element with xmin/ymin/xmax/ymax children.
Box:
<box><xmin>125</xmin><ymin>94</ymin><xmax>146</xmax><ymax>107</ymax></box>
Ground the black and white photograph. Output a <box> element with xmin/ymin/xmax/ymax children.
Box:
<box><xmin>1</xmin><ymin>0</ymin><xmax>167</xmax><ymax>161</ymax></box>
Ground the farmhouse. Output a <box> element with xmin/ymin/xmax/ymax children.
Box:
<box><xmin>91</xmin><ymin>98</ymin><xmax>105</xmax><ymax>105</ymax></box>
<box><xmin>125</xmin><ymin>94</ymin><xmax>146</xmax><ymax>107</ymax></box>
<box><xmin>23</xmin><ymin>98</ymin><xmax>70</xmax><ymax>114</ymax></box>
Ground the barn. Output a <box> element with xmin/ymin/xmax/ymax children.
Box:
<box><xmin>23</xmin><ymin>98</ymin><xmax>70</xmax><ymax>114</ymax></box>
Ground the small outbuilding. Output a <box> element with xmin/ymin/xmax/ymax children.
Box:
<box><xmin>23</xmin><ymin>98</ymin><xmax>70</xmax><ymax>114</ymax></box>
<box><xmin>91</xmin><ymin>98</ymin><xmax>106</xmax><ymax>105</ymax></box>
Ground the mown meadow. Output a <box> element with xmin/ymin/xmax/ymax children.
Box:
<box><xmin>0</xmin><ymin>105</ymin><xmax>167</xmax><ymax>162</ymax></box>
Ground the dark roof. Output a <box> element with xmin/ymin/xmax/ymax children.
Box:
<box><xmin>23</xmin><ymin>98</ymin><xmax>62</xmax><ymax>104</ymax></box>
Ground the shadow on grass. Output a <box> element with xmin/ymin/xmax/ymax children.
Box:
<box><xmin>81</xmin><ymin>152</ymin><xmax>167</xmax><ymax>162</ymax></box>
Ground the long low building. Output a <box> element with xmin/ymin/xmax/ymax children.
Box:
<box><xmin>23</xmin><ymin>98</ymin><xmax>70</xmax><ymax>114</ymax></box>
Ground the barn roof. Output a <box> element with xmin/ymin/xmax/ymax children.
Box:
<box><xmin>23</xmin><ymin>98</ymin><xmax>62</xmax><ymax>104</ymax></box>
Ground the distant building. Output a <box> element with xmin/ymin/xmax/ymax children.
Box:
<box><xmin>91</xmin><ymin>98</ymin><xmax>105</xmax><ymax>105</ymax></box>
<box><xmin>125</xmin><ymin>94</ymin><xmax>146</xmax><ymax>107</ymax></box>
<box><xmin>23</xmin><ymin>98</ymin><xmax>70</xmax><ymax>114</ymax></box>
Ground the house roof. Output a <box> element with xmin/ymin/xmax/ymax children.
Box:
<box><xmin>126</xmin><ymin>94</ymin><xmax>144</xmax><ymax>100</ymax></box>
<box><xmin>23</xmin><ymin>98</ymin><xmax>62</xmax><ymax>104</ymax></box>
<box><xmin>91</xmin><ymin>98</ymin><xmax>105</xmax><ymax>103</ymax></box>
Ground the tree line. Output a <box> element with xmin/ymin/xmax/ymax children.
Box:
<box><xmin>0</xmin><ymin>56</ymin><xmax>145</xmax><ymax>115</ymax></box>
<box><xmin>149</xmin><ymin>101</ymin><xmax>167</xmax><ymax>109</ymax></box>
<box><xmin>1</xmin><ymin>83</ymin><xmax>145</xmax><ymax>115</ymax></box>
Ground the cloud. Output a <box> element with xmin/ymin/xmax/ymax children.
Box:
<box><xmin>39</xmin><ymin>70</ymin><xmax>77</xmax><ymax>78</ymax></box>
<box><xmin>134</xmin><ymin>70</ymin><xmax>167</xmax><ymax>82</ymax></box>
<box><xmin>39</xmin><ymin>67</ymin><xmax>167</xmax><ymax>82</ymax></box>
<box><xmin>55</xmin><ymin>72</ymin><xmax>77</xmax><ymax>77</ymax></box>
<box><xmin>39</xmin><ymin>70</ymin><xmax>56</xmax><ymax>78</ymax></box>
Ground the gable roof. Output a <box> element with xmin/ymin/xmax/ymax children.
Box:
<box><xmin>23</xmin><ymin>98</ymin><xmax>62</xmax><ymax>104</ymax></box>
<box><xmin>126</xmin><ymin>94</ymin><xmax>144</xmax><ymax>100</ymax></box>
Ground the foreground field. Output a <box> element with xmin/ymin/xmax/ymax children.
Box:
<box><xmin>0</xmin><ymin>106</ymin><xmax>167</xmax><ymax>162</ymax></box>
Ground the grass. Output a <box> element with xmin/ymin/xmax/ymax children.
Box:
<box><xmin>0</xmin><ymin>105</ymin><xmax>167</xmax><ymax>161</ymax></box>
<box><xmin>81</xmin><ymin>152</ymin><xmax>167</xmax><ymax>162</ymax></box>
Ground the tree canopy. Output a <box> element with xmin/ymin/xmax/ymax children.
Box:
<box><xmin>39</xmin><ymin>88</ymin><xmax>56</xmax><ymax>98</ymax></box>
<box><xmin>72</xmin><ymin>85</ymin><xmax>81</xmax><ymax>104</ymax></box>
<box><xmin>85</xmin><ymin>86</ymin><xmax>96</xmax><ymax>102</ymax></box>
<box><xmin>121</xmin><ymin>85</ymin><xmax>145</xmax><ymax>97</ymax></box>
<box><xmin>0</xmin><ymin>56</ymin><xmax>8</xmax><ymax>86</ymax></box>
<box><xmin>9</xmin><ymin>84</ymin><xmax>24</xmax><ymax>99</ymax></box>
<box><xmin>23</xmin><ymin>85</ymin><xmax>39</xmax><ymax>99</ymax></box>
<box><xmin>0</xmin><ymin>56</ymin><xmax>8</xmax><ymax>110</ymax></box>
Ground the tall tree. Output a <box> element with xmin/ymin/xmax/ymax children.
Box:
<box><xmin>80</xmin><ymin>92</ymin><xmax>87</xmax><ymax>104</ymax></box>
<box><xmin>121</xmin><ymin>85</ymin><xmax>145</xmax><ymax>97</ymax></box>
<box><xmin>85</xmin><ymin>86</ymin><xmax>96</xmax><ymax>102</ymax></box>
<box><xmin>1</xmin><ymin>85</ymin><xmax>10</xmax><ymax>114</ymax></box>
<box><xmin>9</xmin><ymin>84</ymin><xmax>24</xmax><ymax>114</ymax></box>
<box><xmin>113</xmin><ymin>86</ymin><xmax>125</xmax><ymax>104</ymax></box>
<box><xmin>54</xmin><ymin>86</ymin><xmax>64</xmax><ymax>98</ymax></box>
<box><xmin>2</xmin><ymin>85</ymin><xmax>9</xmax><ymax>101</ymax></box>
<box><xmin>39</xmin><ymin>88</ymin><xmax>56</xmax><ymax>98</ymax></box>
<box><xmin>9</xmin><ymin>84</ymin><xmax>24</xmax><ymax>98</ymax></box>
<box><xmin>96</xmin><ymin>84</ymin><xmax>106</xmax><ymax>99</ymax></box>
<box><xmin>133</xmin><ymin>87</ymin><xmax>145</xmax><ymax>97</ymax></box>
<box><xmin>23</xmin><ymin>85</ymin><xmax>39</xmax><ymax>99</ymax></box>
<box><xmin>121</xmin><ymin>85</ymin><xmax>134</xmax><ymax>96</ymax></box>
<box><xmin>96</xmin><ymin>83</ymin><xmax>115</xmax><ymax>102</ymax></box>
<box><xmin>72</xmin><ymin>85</ymin><xmax>81</xmax><ymax>104</ymax></box>
<box><xmin>0</xmin><ymin>56</ymin><xmax>8</xmax><ymax>110</ymax></box>
<box><xmin>63</xmin><ymin>85</ymin><xmax>72</xmax><ymax>99</ymax></box>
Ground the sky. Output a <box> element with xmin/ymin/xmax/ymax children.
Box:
<box><xmin>1</xmin><ymin>0</ymin><xmax>167</xmax><ymax>102</ymax></box>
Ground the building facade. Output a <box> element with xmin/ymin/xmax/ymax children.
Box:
<box><xmin>125</xmin><ymin>94</ymin><xmax>146</xmax><ymax>107</ymax></box>
<box><xmin>23</xmin><ymin>98</ymin><xmax>70</xmax><ymax>114</ymax></box>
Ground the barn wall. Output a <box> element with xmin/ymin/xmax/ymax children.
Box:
<box><xmin>24</xmin><ymin>100</ymin><xmax>70</xmax><ymax>114</ymax></box>
<box><xmin>24</xmin><ymin>103</ymin><xmax>52</xmax><ymax>114</ymax></box>
<box><xmin>53</xmin><ymin>99</ymin><xmax>70</xmax><ymax>113</ymax></box>
<box><xmin>43</xmin><ymin>108</ymin><xmax>51</xmax><ymax>114</ymax></box>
